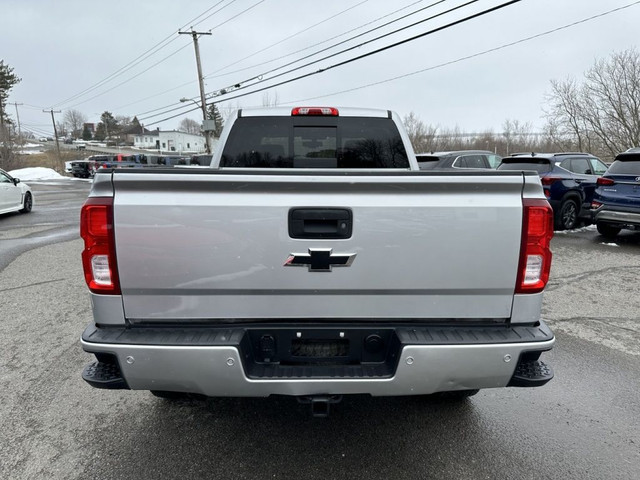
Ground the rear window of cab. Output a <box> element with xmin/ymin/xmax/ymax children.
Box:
<box><xmin>221</xmin><ymin>116</ymin><xmax>409</xmax><ymax>168</ymax></box>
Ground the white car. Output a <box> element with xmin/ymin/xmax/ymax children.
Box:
<box><xmin>0</xmin><ymin>168</ymin><xmax>33</xmax><ymax>214</ymax></box>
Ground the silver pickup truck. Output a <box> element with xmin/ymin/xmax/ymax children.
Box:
<box><xmin>80</xmin><ymin>106</ymin><xmax>555</xmax><ymax>415</ymax></box>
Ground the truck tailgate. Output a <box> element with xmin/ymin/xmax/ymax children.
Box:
<box><xmin>112</xmin><ymin>171</ymin><xmax>525</xmax><ymax>322</ymax></box>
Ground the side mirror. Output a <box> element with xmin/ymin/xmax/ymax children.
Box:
<box><xmin>13</xmin><ymin>178</ymin><xmax>20</xmax><ymax>185</ymax></box>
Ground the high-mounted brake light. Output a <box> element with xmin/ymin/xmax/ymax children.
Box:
<box><xmin>597</xmin><ymin>177</ymin><xmax>615</xmax><ymax>186</ymax></box>
<box><xmin>80</xmin><ymin>197</ymin><xmax>121</xmax><ymax>295</ymax></box>
<box><xmin>291</xmin><ymin>107</ymin><xmax>339</xmax><ymax>116</ymax></box>
<box><xmin>515</xmin><ymin>198</ymin><xmax>553</xmax><ymax>294</ymax></box>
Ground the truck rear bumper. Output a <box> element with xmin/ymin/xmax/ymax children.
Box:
<box><xmin>81</xmin><ymin>323</ymin><xmax>555</xmax><ymax>397</ymax></box>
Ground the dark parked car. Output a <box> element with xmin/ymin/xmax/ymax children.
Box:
<box><xmin>415</xmin><ymin>150</ymin><xmax>502</xmax><ymax>170</ymax></box>
<box><xmin>591</xmin><ymin>152</ymin><xmax>640</xmax><ymax>238</ymax></box>
<box><xmin>71</xmin><ymin>160</ymin><xmax>99</xmax><ymax>178</ymax></box>
<box><xmin>498</xmin><ymin>152</ymin><xmax>608</xmax><ymax>230</ymax></box>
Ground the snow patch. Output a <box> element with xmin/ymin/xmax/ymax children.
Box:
<box><xmin>16</xmin><ymin>149</ymin><xmax>45</xmax><ymax>155</ymax></box>
<box><xmin>8</xmin><ymin>167</ymin><xmax>65</xmax><ymax>181</ymax></box>
<box><xmin>554</xmin><ymin>224</ymin><xmax>597</xmax><ymax>234</ymax></box>
<box><xmin>601</xmin><ymin>243</ymin><xmax>620</xmax><ymax>247</ymax></box>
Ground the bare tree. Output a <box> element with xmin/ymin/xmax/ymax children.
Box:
<box><xmin>56</xmin><ymin>121</ymin><xmax>67</xmax><ymax>138</ymax></box>
<box><xmin>63</xmin><ymin>109</ymin><xmax>87</xmax><ymax>138</ymax></box>
<box><xmin>402</xmin><ymin>111</ymin><xmax>439</xmax><ymax>153</ymax></box>
<box><xmin>115</xmin><ymin>115</ymin><xmax>132</xmax><ymax>127</ymax></box>
<box><xmin>502</xmin><ymin>119</ymin><xmax>536</xmax><ymax>155</ymax></box>
<box><xmin>178</xmin><ymin>118</ymin><xmax>201</xmax><ymax>135</ymax></box>
<box><xmin>544</xmin><ymin>48</ymin><xmax>640</xmax><ymax>159</ymax></box>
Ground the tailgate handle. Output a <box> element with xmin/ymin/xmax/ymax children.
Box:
<box><xmin>289</xmin><ymin>208</ymin><xmax>352</xmax><ymax>239</ymax></box>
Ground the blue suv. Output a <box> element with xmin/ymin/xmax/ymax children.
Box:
<box><xmin>498</xmin><ymin>153</ymin><xmax>608</xmax><ymax>230</ymax></box>
<box><xmin>591</xmin><ymin>152</ymin><xmax>640</xmax><ymax>238</ymax></box>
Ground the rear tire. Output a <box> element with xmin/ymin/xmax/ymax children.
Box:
<box><xmin>20</xmin><ymin>192</ymin><xmax>32</xmax><ymax>213</ymax></box>
<box><xmin>597</xmin><ymin>222</ymin><xmax>621</xmax><ymax>239</ymax></box>
<box><xmin>554</xmin><ymin>198</ymin><xmax>579</xmax><ymax>230</ymax></box>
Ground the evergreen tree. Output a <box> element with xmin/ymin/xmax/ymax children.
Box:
<box><xmin>0</xmin><ymin>60</ymin><xmax>21</xmax><ymax>168</ymax></box>
<box><xmin>94</xmin><ymin>111</ymin><xmax>120</xmax><ymax>141</ymax></box>
<box><xmin>207</xmin><ymin>103</ymin><xmax>224</xmax><ymax>137</ymax></box>
<box><xmin>0</xmin><ymin>60</ymin><xmax>21</xmax><ymax>126</ymax></box>
<box><xmin>82</xmin><ymin>125</ymin><xmax>92</xmax><ymax>140</ymax></box>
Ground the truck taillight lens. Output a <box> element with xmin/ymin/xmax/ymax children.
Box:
<box><xmin>516</xmin><ymin>199</ymin><xmax>553</xmax><ymax>294</ymax></box>
<box><xmin>80</xmin><ymin>197</ymin><xmax>121</xmax><ymax>295</ymax></box>
<box><xmin>291</xmin><ymin>107</ymin><xmax>339</xmax><ymax>116</ymax></box>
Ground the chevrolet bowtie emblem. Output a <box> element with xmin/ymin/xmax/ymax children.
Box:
<box><xmin>284</xmin><ymin>248</ymin><xmax>356</xmax><ymax>272</ymax></box>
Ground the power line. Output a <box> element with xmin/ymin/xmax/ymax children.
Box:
<box><xmin>142</xmin><ymin>0</ymin><xmax>520</xmax><ymax>126</ymax></box>
<box><xmin>64</xmin><ymin>0</ymin><xmax>265</xmax><ymax>113</ymax></box>
<box><xmin>138</xmin><ymin>0</ymin><xmax>466</xmax><ymax>122</ymax></box>
<box><xmin>177</xmin><ymin>0</ymin><xmax>512</xmax><ymax>110</ymax></box>
<box><xmin>51</xmin><ymin>0</ymin><xmax>233</xmax><ymax>108</ymax></box>
<box><xmin>64</xmin><ymin>43</ymin><xmax>193</xmax><ymax>109</ymax></box>
<box><xmin>189</xmin><ymin>0</ymin><xmax>241</xmax><ymax>30</ymax></box>
<box><xmin>121</xmin><ymin>0</ymin><xmax>412</xmax><ymax>114</ymax></box>
<box><xmin>205</xmin><ymin>0</ymin><xmax>372</xmax><ymax>79</ymax></box>
<box><xmin>282</xmin><ymin>1</ymin><xmax>640</xmax><ymax>105</ymax></box>
<box><xmin>206</xmin><ymin>0</ymin><xmax>266</xmax><ymax>33</ymax></box>
<box><xmin>204</xmin><ymin>0</ymin><xmax>459</xmax><ymax>100</ymax></box>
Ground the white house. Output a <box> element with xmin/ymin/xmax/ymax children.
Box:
<box><xmin>134</xmin><ymin>130</ymin><xmax>208</xmax><ymax>153</ymax></box>
<box><xmin>133</xmin><ymin>130</ymin><xmax>159</xmax><ymax>149</ymax></box>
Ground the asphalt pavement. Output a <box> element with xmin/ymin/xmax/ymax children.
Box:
<box><xmin>0</xmin><ymin>180</ymin><xmax>638</xmax><ymax>479</ymax></box>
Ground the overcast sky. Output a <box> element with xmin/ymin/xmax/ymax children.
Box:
<box><xmin>2</xmin><ymin>0</ymin><xmax>638</xmax><ymax>137</ymax></box>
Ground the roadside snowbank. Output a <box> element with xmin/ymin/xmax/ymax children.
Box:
<box><xmin>8</xmin><ymin>167</ymin><xmax>65</xmax><ymax>181</ymax></box>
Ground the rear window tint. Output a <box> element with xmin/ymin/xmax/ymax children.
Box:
<box><xmin>498</xmin><ymin>160</ymin><xmax>551</xmax><ymax>174</ymax></box>
<box><xmin>454</xmin><ymin>154</ymin><xmax>487</xmax><ymax>169</ymax></box>
<box><xmin>221</xmin><ymin>116</ymin><xmax>409</xmax><ymax>168</ymax></box>
<box><xmin>607</xmin><ymin>159</ymin><xmax>640</xmax><ymax>175</ymax></box>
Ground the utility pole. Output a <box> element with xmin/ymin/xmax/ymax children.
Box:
<box><xmin>12</xmin><ymin>102</ymin><xmax>23</xmax><ymax>143</ymax></box>
<box><xmin>43</xmin><ymin>108</ymin><xmax>62</xmax><ymax>159</ymax></box>
<box><xmin>179</xmin><ymin>28</ymin><xmax>212</xmax><ymax>154</ymax></box>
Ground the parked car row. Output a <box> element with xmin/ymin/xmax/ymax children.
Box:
<box><xmin>498</xmin><ymin>152</ymin><xmax>609</xmax><ymax>230</ymax></box>
<box><xmin>68</xmin><ymin>154</ymin><xmax>213</xmax><ymax>178</ymax></box>
<box><xmin>415</xmin><ymin>148</ymin><xmax>639</xmax><ymax>236</ymax></box>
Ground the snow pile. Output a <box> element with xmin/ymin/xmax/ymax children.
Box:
<box><xmin>8</xmin><ymin>167</ymin><xmax>65</xmax><ymax>181</ymax></box>
<box><xmin>554</xmin><ymin>224</ymin><xmax>597</xmax><ymax>234</ymax></box>
<box><xmin>17</xmin><ymin>149</ymin><xmax>44</xmax><ymax>155</ymax></box>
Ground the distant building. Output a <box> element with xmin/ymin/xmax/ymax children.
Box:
<box><xmin>133</xmin><ymin>130</ymin><xmax>210</xmax><ymax>153</ymax></box>
<box><xmin>133</xmin><ymin>130</ymin><xmax>159</xmax><ymax>149</ymax></box>
<box><xmin>83</xmin><ymin>123</ymin><xmax>96</xmax><ymax>134</ymax></box>
<box><xmin>122</xmin><ymin>124</ymin><xmax>153</xmax><ymax>145</ymax></box>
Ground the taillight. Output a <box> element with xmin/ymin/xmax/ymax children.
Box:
<box><xmin>515</xmin><ymin>198</ymin><xmax>553</xmax><ymax>294</ymax></box>
<box><xmin>80</xmin><ymin>197</ymin><xmax>121</xmax><ymax>295</ymax></box>
<box><xmin>291</xmin><ymin>107</ymin><xmax>339</xmax><ymax>116</ymax></box>
<box><xmin>591</xmin><ymin>200</ymin><xmax>603</xmax><ymax>210</ymax></box>
<box><xmin>540</xmin><ymin>176</ymin><xmax>561</xmax><ymax>186</ymax></box>
<box><xmin>597</xmin><ymin>177</ymin><xmax>615</xmax><ymax>186</ymax></box>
